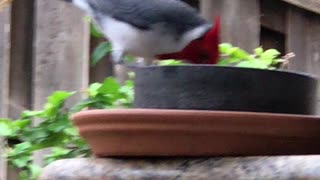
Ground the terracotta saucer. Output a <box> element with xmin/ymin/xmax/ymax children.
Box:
<box><xmin>71</xmin><ymin>109</ymin><xmax>320</xmax><ymax>157</ymax></box>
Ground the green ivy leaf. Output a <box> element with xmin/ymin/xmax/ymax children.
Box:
<box><xmin>44</xmin><ymin>147</ymin><xmax>73</xmax><ymax>165</ymax></box>
<box><xmin>88</xmin><ymin>83</ymin><xmax>102</xmax><ymax>97</ymax></box>
<box><xmin>70</xmin><ymin>99</ymin><xmax>98</xmax><ymax>114</ymax></box>
<box><xmin>47</xmin><ymin>115</ymin><xmax>70</xmax><ymax>133</ymax></box>
<box><xmin>31</xmin><ymin>133</ymin><xmax>66</xmax><ymax>151</ymax></box>
<box><xmin>12</xmin><ymin>119</ymin><xmax>31</xmax><ymax>130</ymax></box>
<box><xmin>21</xmin><ymin>111</ymin><xmax>43</xmax><ymax>119</ymax></box>
<box><xmin>29</xmin><ymin>164</ymin><xmax>42</xmax><ymax>180</ymax></box>
<box><xmin>231</xmin><ymin>49</ymin><xmax>250</xmax><ymax>60</ymax></box>
<box><xmin>47</xmin><ymin>91</ymin><xmax>75</xmax><ymax>106</ymax></box>
<box><xmin>13</xmin><ymin>142</ymin><xmax>32</xmax><ymax>153</ymax></box>
<box><xmin>64</xmin><ymin>127</ymin><xmax>79</xmax><ymax>136</ymax></box>
<box><xmin>12</xmin><ymin>155</ymin><xmax>31</xmax><ymax>168</ymax></box>
<box><xmin>90</xmin><ymin>22</ymin><xmax>104</xmax><ymax>38</ymax></box>
<box><xmin>98</xmin><ymin>77</ymin><xmax>121</xmax><ymax>95</ymax></box>
<box><xmin>236</xmin><ymin>60</ymin><xmax>269</xmax><ymax>69</ymax></box>
<box><xmin>119</xmin><ymin>80</ymin><xmax>134</xmax><ymax>105</ymax></box>
<box><xmin>22</xmin><ymin>127</ymin><xmax>49</xmax><ymax>143</ymax></box>
<box><xmin>91</xmin><ymin>41</ymin><xmax>112</xmax><ymax>66</ymax></box>
<box><xmin>227</xmin><ymin>47</ymin><xmax>240</xmax><ymax>55</ymax></box>
<box><xmin>0</xmin><ymin>119</ymin><xmax>14</xmax><ymax>137</ymax></box>
<box><xmin>157</xmin><ymin>59</ymin><xmax>186</xmax><ymax>66</ymax></box>
<box><xmin>260</xmin><ymin>49</ymin><xmax>281</xmax><ymax>65</ymax></box>
<box><xmin>52</xmin><ymin>147</ymin><xmax>72</xmax><ymax>156</ymax></box>
<box><xmin>19</xmin><ymin>170</ymin><xmax>30</xmax><ymax>180</ymax></box>
<box><xmin>44</xmin><ymin>91</ymin><xmax>75</xmax><ymax>116</ymax></box>
<box><xmin>218</xmin><ymin>57</ymin><xmax>242</xmax><ymax>65</ymax></box>
<box><xmin>219</xmin><ymin>43</ymin><xmax>233</xmax><ymax>54</ymax></box>
<box><xmin>254</xmin><ymin>47</ymin><xmax>264</xmax><ymax>56</ymax></box>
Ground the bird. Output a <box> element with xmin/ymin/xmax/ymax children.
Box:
<box><xmin>61</xmin><ymin>0</ymin><xmax>220</xmax><ymax>65</ymax></box>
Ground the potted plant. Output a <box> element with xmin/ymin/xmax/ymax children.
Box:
<box><xmin>134</xmin><ymin>44</ymin><xmax>318</xmax><ymax>115</ymax></box>
<box><xmin>71</xmin><ymin>43</ymin><xmax>320</xmax><ymax>158</ymax></box>
<box><xmin>1</xmin><ymin>15</ymin><xmax>319</xmax><ymax>178</ymax></box>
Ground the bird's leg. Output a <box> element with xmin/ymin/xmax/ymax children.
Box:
<box><xmin>111</xmin><ymin>49</ymin><xmax>125</xmax><ymax>65</ymax></box>
<box><xmin>112</xmin><ymin>50</ymin><xmax>134</xmax><ymax>82</ymax></box>
<box><xmin>111</xmin><ymin>49</ymin><xmax>139</xmax><ymax>68</ymax></box>
<box><xmin>141</xmin><ymin>57</ymin><xmax>155</xmax><ymax>66</ymax></box>
<box><xmin>111</xmin><ymin>49</ymin><xmax>155</xmax><ymax>67</ymax></box>
<box><xmin>111</xmin><ymin>49</ymin><xmax>139</xmax><ymax>74</ymax></box>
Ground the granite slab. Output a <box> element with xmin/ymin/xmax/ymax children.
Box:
<box><xmin>40</xmin><ymin>156</ymin><xmax>320</xmax><ymax>180</ymax></box>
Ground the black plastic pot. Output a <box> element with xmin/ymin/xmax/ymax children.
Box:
<box><xmin>133</xmin><ymin>65</ymin><xmax>318</xmax><ymax>115</ymax></box>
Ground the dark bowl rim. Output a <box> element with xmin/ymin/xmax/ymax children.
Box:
<box><xmin>132</xmin><ymin>65</ymin><xmax>318</xmax><ymax>80</ymax></box>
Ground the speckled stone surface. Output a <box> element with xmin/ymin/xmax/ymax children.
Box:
<box><xmin>40</xmin><ymin>156</ymin><xmax>320</xmax><ymax>180</ymax></box>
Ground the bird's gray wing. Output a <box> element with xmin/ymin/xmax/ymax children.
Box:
<box><xmin>89</xmin><ymin>0</ymin><xmax>208</xmax><ymax>33</ymax></box>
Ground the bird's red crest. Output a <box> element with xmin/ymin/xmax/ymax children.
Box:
<box><xmin>157</xmin><ymin>17</ymin><xmax>220</xmax><ymax>64</ymax></box>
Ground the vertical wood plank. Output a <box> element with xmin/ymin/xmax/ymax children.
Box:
<box><xmin>200</xmin><ymin>0</ymin><xmax>261</xmax><ymax>51</ymax></box>
<box><xmin>261</xmin><ymin>0</ymin><xmax>287</xmax><ymax>34</ymax></box>
<box><xmin>33</xmin><ymin>0</ymin><xmax>89</xmax><ymax>165</ymax></box>
<box><xmin>305</xmin><ymin>15</ymin><xmax>320</xmax><ymax>75</ymax></box>
<box><xmin>0</xmin><ymin>6</ymin><xmax>10</xmax><ymax>118</ymax></box>
<box><xmin>0</xmin><ymin>6</ymin><xmax>11</xmax><ymax>180</ymax></box>
<box><xmin>287</xmin><ymin>7</ymin><xmax>320</xmax><ymax>74</ymax></box>
<box><xmin>200</xmin><ymin>0</ymin><xmax>222</xmax><ymax>21</ymax></box>
<box><xmin>287</xmin><ymin>7</ymin><xmax>308</xmax><ymax>72</ymax></box>
<box><xmin>8</xmin><ymin>0</ymin><xmax>34</xmax><ymax>119</ymax></box>
<box><xmin>287</xmin><ymin>7</ymin><xmax>320</xmax><ymax>113</ymax></box>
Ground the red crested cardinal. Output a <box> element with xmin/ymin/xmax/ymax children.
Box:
<box><xmin>61</xmin><ymin>0</ymin><xmax>220</xmax><ymax>65</ymax></box>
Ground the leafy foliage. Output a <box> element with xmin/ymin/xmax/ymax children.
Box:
<box><xmin>91</xmin><ymin>41</ymin><xmax>113</xmax><ymax>66</ymax></box>
<box><xmin>0</xmin><ymin>77</ymin><xmax>134</xmax><ymax>180</ymax></box>
<box><xmin>218</xmin><ymin>43</ymin><xmax>293</xmax><ymax>69</ymax></box>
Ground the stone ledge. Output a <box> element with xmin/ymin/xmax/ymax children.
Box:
<box><xmin>40</xmin><ymin>156</ymin><xmax>320</xmax><ymax>180</ymax></box>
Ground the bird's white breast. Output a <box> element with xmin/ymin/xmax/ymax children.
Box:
<box><xmin>72</xmin><ymin>0</ymin><xmax>91</xmax><ymax>12</ymax></box>
<box><xmin>100</xmin><ymin>16</ymin><xmax>208</xmax><ymax>59</ymax></box>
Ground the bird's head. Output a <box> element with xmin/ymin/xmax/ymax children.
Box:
<box><xmin>157</xmin><ymin>17</ymin><xmax>220</xmax><ymax>64</ymax></box>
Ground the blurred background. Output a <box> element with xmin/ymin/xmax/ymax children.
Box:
<box><xmin>0</xmin><ymin>0</ymin><xmax>320</xmax><ymax>179</ymax></box>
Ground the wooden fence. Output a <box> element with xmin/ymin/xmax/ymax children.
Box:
<box><xmin>0</xmin><ymin>0</ymin><xmax>320</xmax><ymax>179</ymax></box>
